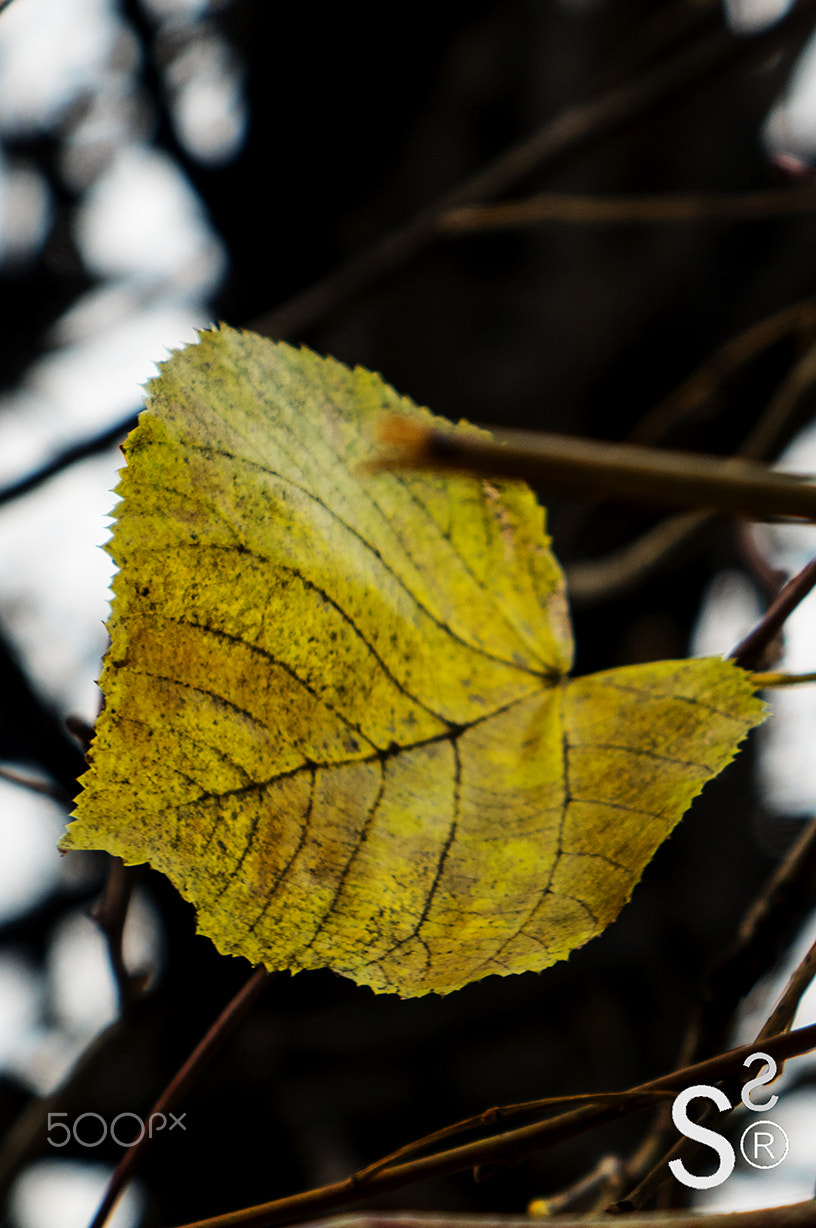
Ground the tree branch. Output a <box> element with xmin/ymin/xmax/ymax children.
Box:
<box><xmin>89</xmin><ymin>966</ymin><xmax>273</xmax><ymax>1228</ymax></box>
<box><xmin>171</xmin><ymin>1022</ymin><xmax>816</xmax><ymax>1228</ymax></box>
<box><xmin>731</xmin><ymin>551</ymin><xmax>816</xmax><ymax>669</ymax></box>
<box><xmin>374</xmin><ymin>422</ymin><xmax>816</xmax><ymax>522</ymax></box>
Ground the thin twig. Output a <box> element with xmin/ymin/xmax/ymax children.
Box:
<box><xmin>251</xmin><ymin>0</ymin><xmax>816</xmax><ymax>341</ymax></box>
<box><xmin>731</xmin><ymin>551</ymin><xmax>816</xmax><ymax>669</ymax></box>
<box><xmin>291</xmin><ymin>1208</ymin><xmax>816</xmax><ymax>1228</ymax></box>
<box><xmin>736</xmin><ymin>521</ymin><xmax>786</xmax><ymax>605</ymax></box>
<box><xmin>66</xmin><ymin>714</ymin><xmax>96</xmax><ymax>753</ymax></box>
<box><xmin>351</xmin><ymin>1091</ymin><xmax>672</xmax><ymax>1183</ymax></box>
<box><xmin>630</xmin><ymin>299</ymin><xmax>816</xmax><ymax>451</ymax></box>
<box><xmin>91</xmin><ymin>858</ymin><xmax>143</xmax><ymax>1016</ymax></box>
<box><xmin>438</xmin><ymin>183</ymin><xmax>816</xmax><ymax>232</ymax></box>
<box><xmin>565</xmin><ymin>512</ymin><xmax>711</xmax><ymax>606</ymax></box>
<box><xmin>0</xmin><ymin>412</ymin><xmax>137</xmax><ymax>512</ymax></box>
<box><xmin>89</xmin><ymin>965</ymin><xmax>273</xmax><ymax>1228</ymax></box>
<box><xmin>171</xmin><ymin>1022</ymin><xmax>816</xmax><ymax>1228</ymax></box>
<box><xmin>0</xmin><ymin>764</ymin><xmax>69</xmax><ymax>802</ymax></box>
<box><xmin>736</xmin><ymin>336</ymin><xmax>816</xmax><ymax>463</ymax></box>
<box><xmin>759</xmin><ymin>928</ymin><xmax>816</xmax><ymax>1039</ymax></box>
<box><xmin>527</xmin><ymin>1153</ymin><xmax>623</xmax><ymax>1215</ymax></box>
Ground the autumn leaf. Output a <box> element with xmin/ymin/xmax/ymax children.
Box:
<box><xmin>61</xmin><ymin>327</ymin><xmax>765</xmax><ymax>997</ymax></box>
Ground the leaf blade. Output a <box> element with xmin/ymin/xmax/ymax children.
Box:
<box><xmin>62</xmin><ymin>327</ymin><xmax>765</xmax><ymax>996</ymax></box>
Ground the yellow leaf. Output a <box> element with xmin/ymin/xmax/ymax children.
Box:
<box><xmin>61</xmin><ymin>326</ymin><xmax>765</xmax><ymax>997</ymax></box>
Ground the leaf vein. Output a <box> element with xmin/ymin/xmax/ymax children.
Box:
<box><xmin>242</xmin><ymin>768</ymin><xmax>318</xmax><ymax>924</ymax></box>
<box><xmin>570</xmin><ymin>741</ymin><xmax>713</xmax><ymax>771</ymax></box>
<box><xmin>174</xmin><ymin>616</ymin><xmax>381</xmax><ymax>750</ymax></box>
<box><xmin>391</xmin><ymin>473</ymin><xmax>551</xmax><ymax>670</ymax></box>
<box><xmin>603</xmin><ymin>679</ymin><xmax>750</xmax><ymax>722</ymax></box>
<box><xmin>300</xmin><ymin>759</ymin><xmax>388</xmax><ymax>950</ymax></box>
<box><xmin>184</xmin><ymin>442</ymin><xmax>544</xmax><ymax>678</ymax></box>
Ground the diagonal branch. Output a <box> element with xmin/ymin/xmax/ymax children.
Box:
<box><xmin>731</xmin><ymin>551</ymin><xmax>816</xmax><ymax>669</ymax></box>
<box><xmin>171</xmin><ymin>1022</ymin><xmax>816</xmax><ymax>1228</ymax></box>
<box><xmin>89</xmin><ymin>966</ymin><xmax>273</xmax><ymax>1228</ymax></box>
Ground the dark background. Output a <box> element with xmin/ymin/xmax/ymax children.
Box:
<box><xmin>2</xmin><ymin>1</ymin><xmax>816</xmax><ymax>1224</ymax></box>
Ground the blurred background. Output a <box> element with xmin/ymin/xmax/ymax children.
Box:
<box><xmin>3</xmin><ymin>0</ymin><xmax>816</xmax><ymax>1224</ymax></box>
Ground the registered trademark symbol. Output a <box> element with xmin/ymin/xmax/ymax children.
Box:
<box><xmin>739</xmin><ymin>1120</ymin><xmax>789</xmax><ymax>1170</ymax></box>
<box><xmin>669</xmin><ymin>1054</ymin><xmax>791</xmax><ymax>1188</ymax></box>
